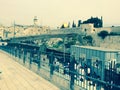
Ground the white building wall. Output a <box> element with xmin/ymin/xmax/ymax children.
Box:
<box><xmin>111</xmin><ymin>26</ymin><xmax>120</xmax><ymax>34</ymax></box>
<box><xmin>95</xmin><ymin>27</ymin><xmax>111</xmax><ymax>33</ymax></box>
<box><xmin>80</xmin><ymin>23</ymin><xmax>94</xmax><ymax>34</ymax></box>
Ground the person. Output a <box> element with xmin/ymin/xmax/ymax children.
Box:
<box><xmin>64</xmin><ymin>62</ymin><xmax>69</xmax><ymax>75</ymax></box>
<box><xmin>55</xmin><ymin>61</ymin><xmax>59</xmax><ymax>72</ymax></box>
<box><xmin>54</xmin><ymin>59</ymin><xmax>59</xmax><ymax>72</ymax></box>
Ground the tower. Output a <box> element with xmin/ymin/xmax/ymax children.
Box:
<box><xmin>33</xmin><ymin>16</ymin><xmax>38</xmax><ymax>26</ymax></box>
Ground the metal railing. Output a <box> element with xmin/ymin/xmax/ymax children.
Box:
<box><xmin>1</xmin><ymin>45</ymin><xmax>120</xmax><ymax>90</ymax></box>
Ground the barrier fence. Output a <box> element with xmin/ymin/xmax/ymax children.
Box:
<box><xmin>0</xmin><ymin>45</ymin><xmax>120</xmax><ymax>90</ymax></box>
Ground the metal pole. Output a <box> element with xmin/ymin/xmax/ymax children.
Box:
<box><xmin>29</xmin><ymin>50</ymin><xmax>32</xmax><ymax>69</ymax></box>
<box><xmin>70</xmin><ymin>55</ymin><xmax>75</xmax><ymax>90</ymax></box>
<box><xmin>37</xmin><ymin>48</ymin><xmax>41</xmax><ymax>70</ymax></box>
<box><xmin>50</xmin><ymin>52</ymin><xmax>54</xmax><ymax>78</ymax></box>
<box><xmin>63</xmin><ymin>38</ymin><xmax>65</xmax><ymax>63</ymax></box>
<box><xmin>23</xmin><ymin>49</ymin><xmax>26</xmax><ymax>64</ymax></box>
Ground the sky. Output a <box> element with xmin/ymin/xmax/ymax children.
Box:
<box><xmin>0</xmin><ymin>0</ymin><xmax>120</xmax><ymax>28</ymax></box>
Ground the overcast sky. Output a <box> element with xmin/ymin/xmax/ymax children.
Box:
<box><xmin>0</xmin><ymin>0</ymin><xmax>120</xmax><ymax>27</ymax></box>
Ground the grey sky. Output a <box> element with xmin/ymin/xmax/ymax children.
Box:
<box><xmin>0</xmin><ymin>0</ymin><xmax>120</xmax><ymax>27</ymax></box>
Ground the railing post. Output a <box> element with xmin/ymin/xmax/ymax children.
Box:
<box><xmin>10</xmin><ymin>47</ymin><xmax>12</xmax><ymax>56</ymax></box>
<box><xmin>69</xmin><ymin>55</ymin><xmax>76</xmax><ymax>90</ymax></box>
<box><xmin>50</xmin><ymin>52</ymin><xmax>54</xmax><ymax>79</ymax></box>
<box><xmin>37</xmin><ymin>48</ymin><xmax>41</xmax><ymax>70</ymax></box>
<box><xmin>18</xmin><ymin>45</ymin><xmax>21</xmax><ymax>59</ymax></box>
<box><xmin>16</xmin><ymin>48</ymin><xmax>19</xmax><ymax>60</ymax></box>
<box><xmin>12</xmin><ymin>47</ymin><xmax>14</xmax><ymax>56</ymax></box>
<box><xmin>23</xmin><ymin>49</ymin><xmax>27</xmax><ymax>64</ymax></box>
<box><xmin>29</xmin><ymin>50</ymin><xmax>33</xmax><ymax>69</ymax></box>
<box><xmin>14</xmin><ymin>46</ymin><xmax>17</xmax><ymax>59</ymax></box>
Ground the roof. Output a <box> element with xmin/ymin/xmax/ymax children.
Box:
<box><xmin>72</xmin><ymin>45</ymin><xmax>120</xmax><ymax>52</ymax></box>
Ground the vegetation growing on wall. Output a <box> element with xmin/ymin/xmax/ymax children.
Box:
<box><xmin>98</xmin><ymin>30</ymin><xmax>109</xmax><ymax>39</ymax></box>
<box><xmin>109</xmin><ymin>32</ymin><xmax>120</xmax><ymax>35</ymax></box>
<box><xmin>83</xmin><ymin>35</ymin><xmax>93</xmax><ymax>46</ymax></box>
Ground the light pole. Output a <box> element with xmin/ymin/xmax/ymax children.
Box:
<box><xmin>64</xmin><ymin>40</ymin><xmax>65</xmax><ymax>62</ymax></box>
<box><xmin>63</xmin><ymin>38</ymin><xmax>66</xmax><ymax>63</ymax></box>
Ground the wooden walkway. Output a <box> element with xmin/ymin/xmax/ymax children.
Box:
<box><xmin>0</xmin><ymin>50</ymin><xmax>60</xmax><ymax>90</ymax></box>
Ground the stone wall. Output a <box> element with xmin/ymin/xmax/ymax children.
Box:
<box><xmin>93</xmin><ymin>34</ymin><xmax>120</xmax><ymax>50</ymax></box>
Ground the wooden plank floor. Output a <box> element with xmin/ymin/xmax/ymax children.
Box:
<box><xmin>0</xmin><ymin>50</ymin><xmax>60</xmax><ymax>90</ymax></box>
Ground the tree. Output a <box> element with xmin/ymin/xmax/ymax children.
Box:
<box><xmin>83</xmin><ymin>17</ymin><xmax>103</xmax><ymax>28</ymax></box>
<box><xmin>57</xmin><ymin>40</ymin><xmax>63</xmax><ymax>46</ymax></box>
<box><xmin>83</xmin><ymin>35</ymin><xmax>93</xmax><ymax>45</ymax></box>
<box><xmin>65</xmin><ymin>41</ymin><xmax>76</xmax><ymax>48</ymax></box>
<box><xmin>98</xmin><ymin>30</ymin><xmax>108</xmax><ymax>39</ymax></box>
<box><xmin>72</xmin><ymin>21</ymin><xmax>76</xmax><ymax>28</ymax></box>
<box><xmin>78</xmin><ymin>20</ymin><xmax>81</xmax><ymax>27</ymax></box>
<box><xmin>61</xmin><ymin>24</ymin><xmax>65</xmax><ymax>28</ymax></box>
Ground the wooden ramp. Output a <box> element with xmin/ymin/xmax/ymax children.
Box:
<box><xmin>0</xmin><ymin>50</ymin><xmax>60</xmax><ymax>90</ymax></box>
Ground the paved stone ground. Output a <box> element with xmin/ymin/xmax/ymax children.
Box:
<box><xmin>0</xmin><ymin>50</ymin><xmax>60</xmax><ymax>90</ymax></box>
